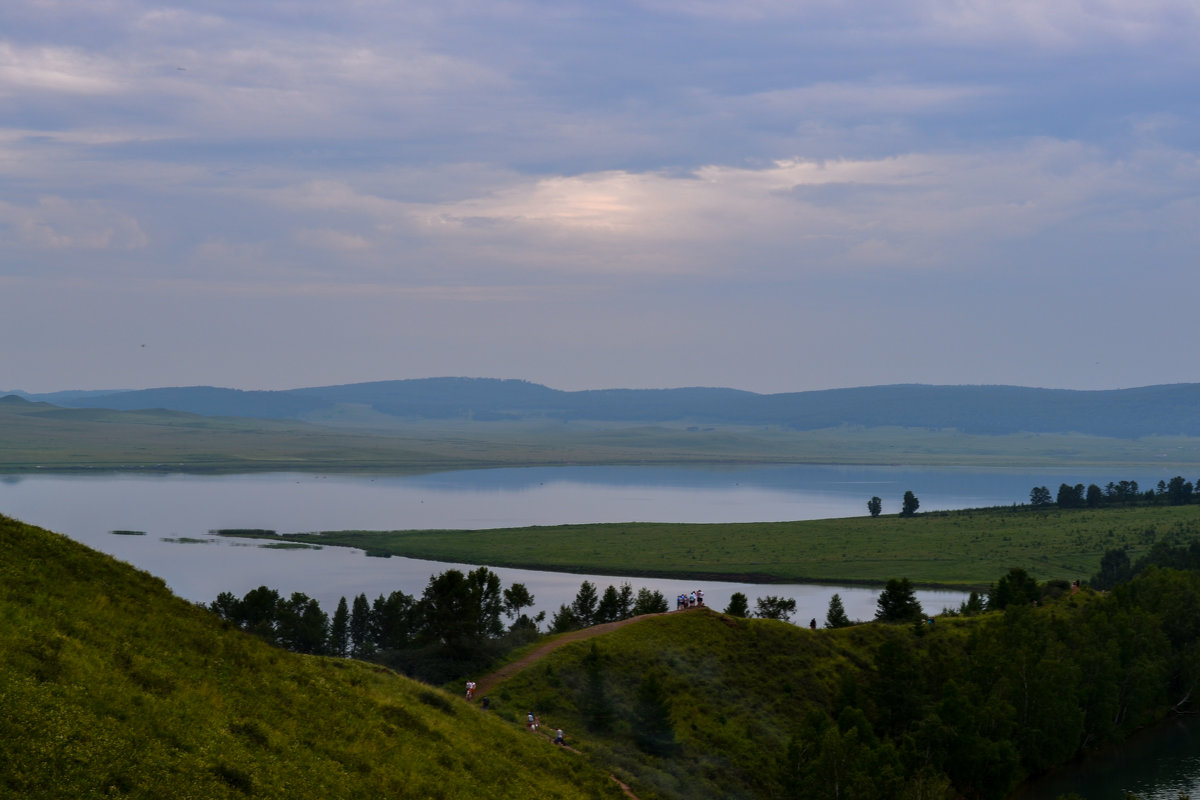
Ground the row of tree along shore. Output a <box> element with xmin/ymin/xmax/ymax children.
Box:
<box><xmin>1031</xmin><ymin>475</ymin><xmax>1198</xmax><ymax>508</ymax></box>
<box><xmin>865</xmin><ymin>476</ymin><xmax>1199</xmax><ymax>519</ymax></box>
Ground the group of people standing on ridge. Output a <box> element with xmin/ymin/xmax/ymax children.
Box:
<box><xmin>676</xmin><ymin>589</ymin><xmax>704</xmax><ymax>610</ymax></box>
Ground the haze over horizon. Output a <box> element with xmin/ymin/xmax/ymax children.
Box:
<box><xmin>2</xmin><ymin>2</ymin><xmax>1198</xmax><ymax>395</ymax></box>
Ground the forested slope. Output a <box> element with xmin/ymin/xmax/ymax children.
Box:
<box><xmin>492</xmin><ymin>580</ymin><xmax>1200</xmax><ymax>800</ymax></box>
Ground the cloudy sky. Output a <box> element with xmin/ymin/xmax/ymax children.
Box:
<box><xmin>2</xmin><ymin>1</ymin><xmax>1197</xmax><ymax>394</ymax></box>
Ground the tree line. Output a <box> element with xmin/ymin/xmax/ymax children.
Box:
<box><xmin>778</xmin><ymin>559</ymin><xmax>1200</xmax><ymax>799</ymax></box>
<box><xmin>209</xmin><ymin>569</ymin><xmax>694</xmax><ymax>682</ymax></box>
<box><xmin>1030</xmin><ymin>475</ymin><xmax>1198</xmax><ymax>509</ymax></box>
<box><xmin>209</xmin><ymin>566</ymin><xmax>539</xmax><ymax>682</ymax></box>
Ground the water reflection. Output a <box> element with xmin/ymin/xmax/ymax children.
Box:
<box><xmin>0</xmin><ymin>465</ymin><xmax>1024</xmax><ymax>619</ymax></box>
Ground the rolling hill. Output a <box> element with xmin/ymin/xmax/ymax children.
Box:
<box><xmin>13</xmin><ymin>378</ymin><xmax>1200</xmax><ymax>438</ymax></box>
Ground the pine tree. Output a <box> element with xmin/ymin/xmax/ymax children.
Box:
<box><xmin>572</xmin><ymin>581</ymin><xmax>599</xmax><ymax>627</ymax></box>
<box><xmin>349</xmin><ymin>593</ymin><xmax>373</xmax><ymax>657</ymax></box>
<box><xmin>825</xmin><ymin>593</ymin><xmax>851</xmax><ymax>628</ymax></box>
<box><xmin>329</xmin><ymin>596</ymin><xmax>349</xmax><ymax>657</ymax></box>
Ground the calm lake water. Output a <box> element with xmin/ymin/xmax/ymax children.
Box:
<box><xmin>0</xmin><ymin>463</ymin><xmax>1168</xmax><ymax>618</ymax></box>
<box><xmin>1</xmin><ymin>462</ymin><xmax>1196</xmax><ymax>798</ymax></box>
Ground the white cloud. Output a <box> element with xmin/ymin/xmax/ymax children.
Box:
<box><xmin>0</xmin><ymin>196</ymin><xmax>147</xmax><ymax>250</ymax></box>
<box><xmin>0</xmin><ymin>42</ymin><xmax>123</xmax><ymax>95</ymax></box>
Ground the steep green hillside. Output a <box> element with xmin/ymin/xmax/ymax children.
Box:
<box><xmin>488</xmin><ymin>587</ymin><xmax>1200</xmax><ymax>800</ymax></box>
<box><xmin>0</xmin><ymin>515</ymin><xmax>626</xmax><ymax>799</ymax></box>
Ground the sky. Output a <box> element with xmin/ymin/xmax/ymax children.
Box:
<box><xmin>2</xmin><ymin>1</ymin><xmax>1198</xmax><ymax>395</ymax></box>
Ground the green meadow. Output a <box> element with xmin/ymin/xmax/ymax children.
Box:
<box><xmin>255</xmin><ymin>504</ymin><xmax>1200</xmax><ymax>588</ymax></box>
<box><xmin>5</xmin><ymin>396</ymin><xmax>1200</xmax><ymax>473</ymax></box>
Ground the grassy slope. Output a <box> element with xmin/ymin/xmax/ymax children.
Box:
<box><xmin>5</xmin><ymin>398</ymin><xmax>1200</xmax><ymax>473</ymax></box>
<box><xmin>0</xmin><ymin>515</ymin><xmax>627</xmax><ymax>799</ymax></box>
<box><xmin>485</xmin><ymin>609</ymin><xmax>964</xmax><ymax>800</ymax></box>
<box><xmin>260</xmin><ymin>504</ymin><xmax>1200</xmax><ymax>588</ymax></box>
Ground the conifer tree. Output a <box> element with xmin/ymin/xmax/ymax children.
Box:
<box><xmin>825</xmin><ymin>593</ymin><xmax>851</xmax><ymax>628</ymax></box>
<box><xmin>329</xmin><ymin>596</ymin><xmax>349</xmax><ymax>657</ymax></box>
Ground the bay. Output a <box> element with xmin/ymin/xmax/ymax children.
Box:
<box><xmin>0</xmin><ymin>463</ymin><xmax>1165</xmax><ymax>619</ymax></box>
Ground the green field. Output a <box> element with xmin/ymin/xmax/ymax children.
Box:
<box><xmin>236</xmin><ymin>504</ymin><xmax>1200</xmax><ymax>588</ymax></box>
<box><xmin>5</xmin><ymin>396</ymin><xmax>1200</xmax><ymax>473</ymax></box>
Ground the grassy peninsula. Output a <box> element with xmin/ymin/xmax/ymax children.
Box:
<box><xmin>242</xmin><ymin>503</ymin><xmax>1200</xmax><ymax>588</ymax></box>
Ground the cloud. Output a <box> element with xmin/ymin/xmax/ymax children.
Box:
<box><xmin>0</xmin><ymin>42</ymin><xmax>123</xmax><ymax>95</ymax></box>
<box><xmin>0</xmin><ymin>196</ymin><xmax>147</xmax><ymax>250</ymax></box>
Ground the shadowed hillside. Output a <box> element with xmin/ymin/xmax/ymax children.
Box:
<box><xmin>19</xmin><ymin>378</ymin><xmax>1200</xmax><ymax>438</ymax></box>
<box><xmin>0</xmin><ymin>514</ymin><xmax>626</xmax><ymax>799</ymax></box>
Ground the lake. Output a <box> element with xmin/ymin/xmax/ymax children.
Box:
<box><xmin>0</xmin><ymin>463</ymin><xmax>1165</xmax><ymax>619</ymax></box>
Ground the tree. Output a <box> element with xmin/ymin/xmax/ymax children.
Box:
<box><xmin>755</xmin><ymin>595</ymin><xmax>797</xmax><ymax>622</ymax></box>
<box><xmin>1092</xmin><ymin>548</ymin><xmax>1132</xmax><ymax>590</ymax></box>
<box><xmin>502</xmin><ymin>582</ymin><xmax>534</xmax><ymax>621</ymax></box>
<box><xmin>239</xmin><ymin>586</ymin><xmax>283</xmax><ymax>645</ymax></box>
<box><xmin>632</xmin><ymin>587</ymin><xmax>668</xmax><ymax>615</ymax></box>
<box><xmin>867</xmin><ymin>496</ymin><xmax>883</xmax><ymax>517</ymax></box>
<box><xmin>900</xmin><ymin>491</ymin><xmax>920</xmax><ymax>517</ymax></box>
<box><xmin>209</xmin><ymin>591</ymin><xmax>241</xmax><ymax>622</ymax></box>
<box><xmin>595</xmin><ymin>584</ymin><xmax>622</xmax><ymax>624</ymax></box>
<box><xmin>329</xmin><ymin>596</ymin><xmax>349</xmax><ymax>657</ymax></box>
<box><xmin>825</xmin><ymin>593</ymin><xmax>851</xmax><ymax>628</ymax></box>
<box><xmin>725</xmin><ymin>592</ymin><xmax>749</xmax><ymax>617</ymax></box>
<box><xmin>987</xmin><ymin>568</ymin><xmax>1039</xmax><ymax>611</ymax></box>
<box><xmin>572</xmin><ymin>580</ymin><xmax>600</xmax><ymax>628</ymax></box>
<box><xmin>416</xmin><ymin>567</ymin><xmax>504</xmax><ymax>653</ymax></box>
<box><xmin>1057</xmin><ymin>483</ymin><xmax>1084</xmax><ymax>508</ymax></box>
<box><xmin>278</xmin><ymin>592</ymin><xmax>328</xmax><ymax>655</ymax></box>
<box><xmin>617</xmin><ymin>583</ymin><xmax>634</xmax><ymax>619</ymax></box>
<box><xmin>549</xmin><ymin>603</ymin><xmax>580</xmax><ymax>633</ymax></box>
<box><xmin>1086</xmin><ymin>483</ymin><xmax>1104</xmax><ymax>508</ymax></box>
<box><xmin>1029</xmin><ymin>486</ymin><xmax>1052</xmax><ymax>508</ymax></box>
<box><xmin>372</xmin><ymin>590</ymin><xmax>415</xmax><ymax>650</ymax></box>
<box><xmin>349</xmin><ymin>593</ymin><xmax>373</xmax><ymax>657</ymax></box>
<box><xmin>1167</xmin><ymin>475</ymin><xmax>1194</xmax><ymax>506</ymax></box>
<box><xmin>875</xmin><ymin>578</ymin><xmax>923</xmax><ymax>623</ymax></box>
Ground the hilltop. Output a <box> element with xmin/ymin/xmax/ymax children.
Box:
<box><xmin>0</xmin><ymin>514</ymin><xmax>626</xmax><ymax>799</ymax></box>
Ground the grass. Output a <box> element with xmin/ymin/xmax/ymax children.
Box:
<box><xmin>252</xmin><ymin>504</ymin><xmax>1200</xmax><ymax>588</ymax></box>
<box><xmin>489</xmin><ymin>609</ymin><xmax>941</xmax><ymax>799</ymax></box>
<box><xmin>0</xmin><ymin>514</ymin><xmax>628</xmax><ymax>799</ymax></box>
<box><xmin>5</xmin><ymin>399</ymin><xmax>1200</xmax><ymax>474</ymax></box>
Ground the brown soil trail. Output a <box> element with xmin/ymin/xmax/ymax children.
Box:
<box><xmin>473</xmin><ymin>607</ymin><xmax>705</xmax><ymax>698</ymax></box>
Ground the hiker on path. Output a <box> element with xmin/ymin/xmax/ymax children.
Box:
<box><xmin>554</xmin><ymin>728</ymin><xmax>565</xmax><ymax>746</ymax></box>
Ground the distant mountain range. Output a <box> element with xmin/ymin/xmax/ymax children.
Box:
<box><xmin>8</xmin><ymin>378</ymin><xmax>1200</xmax><ymax>438</ymax></box>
